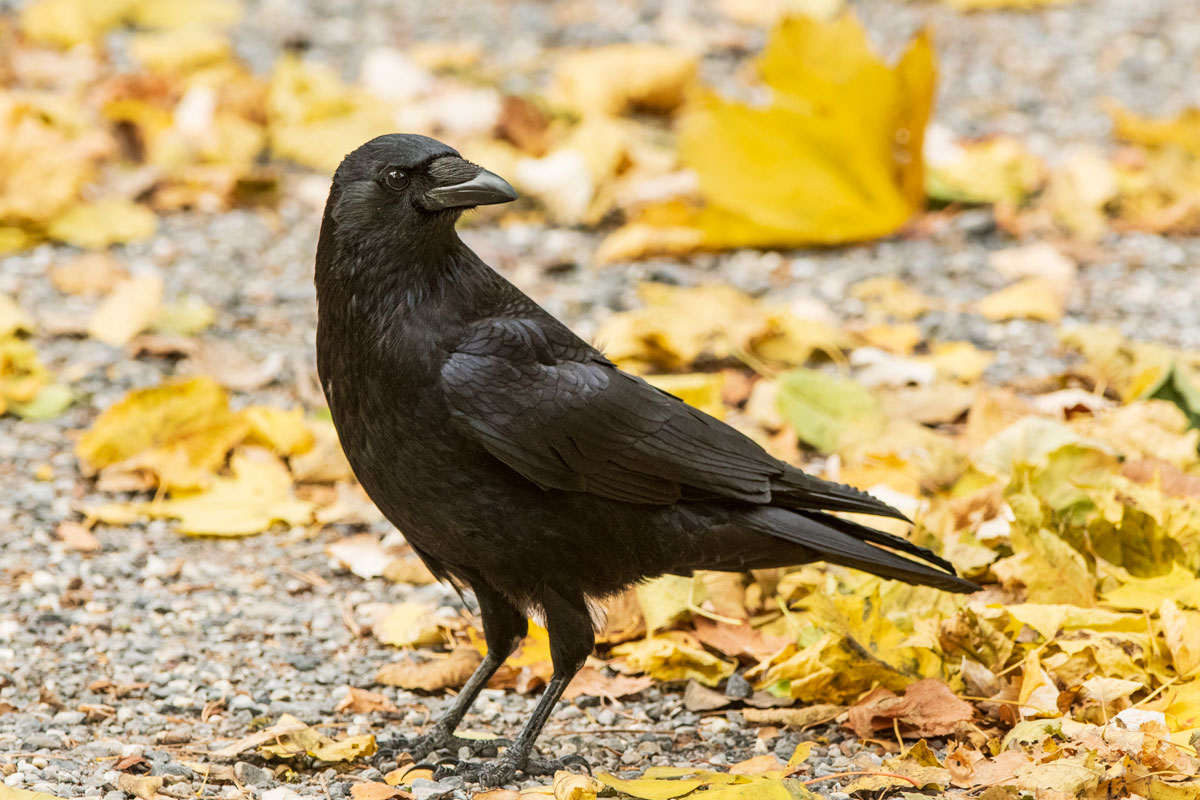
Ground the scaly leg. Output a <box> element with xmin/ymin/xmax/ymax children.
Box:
<box><xmin>435</xmin><ymin>586</ymin><xmax>594</xmax><ymax>787</ymax></box>
<box><xmin>380</xmin><ymin>581</ymin><xmax>527</xmax><ymax>764</ymax></box>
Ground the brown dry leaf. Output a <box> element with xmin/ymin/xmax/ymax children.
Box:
<box><xmin>182</xmin><ymin>340</ymin><xmax>286</xmax><ymax>392</ymax></box>
<box><xmin>376</xmin><ymin>648</ymin><xmax>482</xmax><ymax>692</ymax></box>
<box><xmin>49</xmin><ymin>253</ymin><xmax>128</xmax><ymax>295</ymax></box>
<box><xmin>56</xmin><ymin>521</ymin><xmax>100</xmax><ymax>552</ymax></box>
<box><xmin>87</xmin><ymin>273</ymin><xmax>164</xmax><ymax>347</ymax></box>
<box><xmin>975</xmin><ymin>277</ymin><xmax>1067</xmax><ymax>322</ymax></box>
<box><xmin>845</xmin><ymin>678</ymin><xmax>973</xmax><ymax>738</ymax></box>
<box><xmin>116</xmin><ymin>775</ymin><xmax>163</xmax><ymax>800</ymax></box>
<box><xmin>76</xmin><ymin>376</ymin><xmax>249</xmax><ymax>489</ymax></box>
<box><xmin>728</xmin><ymin>755</ymin><xmax>785</xmax><ymax>777</ymax></box>
<box><xmin>549</xmin><ymin>45</ymin><xmax>696</xmax><ymax>117</ymax></box>
<box><xmin>742</xmin><ymin>705</ymin><xmax>843</xmax><ymax>729</ymax></box>
<box><xmin>690</xmin><ymin>617</ymin><xmax>790</xmax><ymax>661</ymax></box>
<box><xmin>350</xmin><ymin>784</ymin><xmax>409</xmax><ymax>800</ymax></box>
<box><xmin>335</xmin><ymin>687</ymin><xmax>399</xmax><ymax>715</ymax></box>
<box><xmin>561</xmin><ymin>667</ymin><xmax>652</xmax><ymax>702</ymax></box>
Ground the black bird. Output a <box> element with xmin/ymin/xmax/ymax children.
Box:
<box><xmin>315</xmin><ymin>134</ymin><xmax>977</xmax><ymax>786</ymax></box>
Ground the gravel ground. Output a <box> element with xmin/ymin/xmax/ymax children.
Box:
<box><xmin>2</xmin><ymin>0</ymin><xmax>1200</xmax><ymax>797</ymax></box>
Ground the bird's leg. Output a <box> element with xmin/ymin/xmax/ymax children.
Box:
<box><xmin>380</xmin><ymin>582</ymin><xmax>526</xmax><ymax>765</ymax></box>
<box><xmin>436</xmin><ymin>587</ymin><xmax>595</xmax><ymax>788</ymax></box>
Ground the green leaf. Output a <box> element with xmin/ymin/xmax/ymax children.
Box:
<box><xmin>775</xmin><ymin>368</ymin><xmax>884</xmax><ymax>454</ymax></box>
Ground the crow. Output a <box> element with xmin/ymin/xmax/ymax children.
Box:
<box><xmin>315</xmin><ymin>134</ymin><xmax>977</xmax><ymax>786</ymax></box>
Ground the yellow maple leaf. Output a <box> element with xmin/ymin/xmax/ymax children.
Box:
<box><xmin>76</xmin><ymin>376</ymin><xmax>248</xmax><ymax>489</ymax></box>
<box><xmin>242</xmin><ymin>406</ymin><xmax>315</xmax><ymax>456</ymax></box>
<box><xmin>612</xmin><ymin>632</ymin><xmax>736</xmax><ymax>687</ymax></box>
<box><xmin>678</xmin><ymin>14</ymin><xmax>934</xmax><ymax>248</ymax></box>
<box><xmin>132</xmin><ymin>448</ymin><xmax>314</xmax><ymax>536</ymax></box>
<box><xmin>46</xmin><ymin>198</ymin><xmax>157</xmax><ymax>249</ymax></box>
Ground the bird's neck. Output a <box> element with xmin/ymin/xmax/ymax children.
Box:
<box><xmin>316</xmin><ymin>227</ymin><xmax>503</xmax><ymax>342</ymax></box>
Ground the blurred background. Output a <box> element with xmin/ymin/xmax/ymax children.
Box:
<box><xmin>3</xmin><ymin>0</ymin><xmax>1200</xmax><ymax>797</ymax></box>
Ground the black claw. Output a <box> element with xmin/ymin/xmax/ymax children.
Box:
<box><xmin>557</xmin><ymin>754</ymin><xmax>592</xmax><ymax>774</ymax></box>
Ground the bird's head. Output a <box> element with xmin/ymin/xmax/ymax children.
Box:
<box><xmin>321</xmin><ymin>133</ymin><xmax>517</xmax><ymax>251</ymax></box>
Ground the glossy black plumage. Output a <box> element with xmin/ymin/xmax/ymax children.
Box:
<box><xmin>315</xmin><ymin>134</ymin><xmax>976</xmax><ymax>786</ymax></box>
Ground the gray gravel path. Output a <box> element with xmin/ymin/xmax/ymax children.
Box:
<box><xmin>2</xmin><ymin>0</ymin><xmax>1200</xmax><ymax>798</ymax></box>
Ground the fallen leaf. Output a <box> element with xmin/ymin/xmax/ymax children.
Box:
<box><xmin>289</xmin><ymin>419</ymin><xmax>354</xmax><ymax>483</ymax></box>
<box><xmin>775</xmin><ymin>367</ymin><xmax>886</xmax><ymax>453</ymax></box>
<box><xmin>49</xmin><ymin>253</ymin><xmax>127</xmax><ymax>293</ymax></box>
<box><xmin>1160</xmin><ymin>599</ymin><xmax>1200</xmax><ymax>677</ymax></box>
<box><xmin>76</xmin><ymin>376</ymin><xmax>249</xmax><ymax>489</ymax></box>
<box><xmin>846</xmin><ymin>679</ymin><xmax>973</xmax><ymax>738</ymax></box>
<box><xmin>549</xmin><ymin>45</ymin><xmax>696</xmax><ymax>117</ymax></box>
<box><xmin>327</xmin><ymin>534</ymin><xmax>390</xmax><ymax>580</ymax></box>
<box><xmin>56</xmin><ymin>521</ymin><xmax>100</xmax><ymax>552</ymax></box>
<box><xmin>116</xmin><ymin>775</ymin><xmax>163</xmax><ymax>800</ymax></box>
<box><xmin>678</xmin><ymin>15</ymin><xmax>934</xmax><ymax>248</ymax></box>
<box><xmin>849</xmin><ymin>277</ymin><xmax>935</xmax><ymax>321</ymax></box>
<box><xmin>925</xmin><ymin>131</ymin><xmax>1045</xmax><ymax>204</ymax></box>
<box><xmin>374</xmin><ymin>602</ymin><xmax>444</xmax><ymax>648</ymax></box>
<box><xmin>595</xmin><ymin>773</ymin><xmax>706</xmax><ymax>800</ymax></box>
<box><xmin>47</xmin><ymin>198</ymin><xmax>156</xmax><ymax>249</ymax></box>
<box><xmin>739</xmin><ymin>705</ymin><xmax>844</xmax><ymax>729</ymax></box>
<box><xmin>335</xmin><ymin>687</ymin><xmax>399</xmax><ymax>715</ymax></box>
<box><xmin>350</xmin><ymin>784</ymin><xmax>408</xmax><ymax>800</ymax></box>
<box><xmin>87</xmin><ymin>273</ymin><xmax>164</xmax><ymax>347</ymax></box>
<box><xmin>976</xmin><ymin>277</ymin><xmax>1066</xmax><ymax>322</ymax></box>
<box><xmin>211</xmin><ymin>715</ymin><xmax>309</xmax><ymax>758</ymax></box>
<box><xmin>258</xmin><ymin>714</ymin><xmax>376</xmax><ymax>762</ymax></box>
<box><xmin>183</xmin><ymin>340</ymin><xmax>285</xmax><ymax>391</ymax></box>
<box><xmin>612</xmin><ymin>632</ymin><xmax>737</xmax><ymax>687</ymax></box>
<box><xmin>125</xmin><ymin>448</ymin><xmax>315</xmax><ymax>536</ymax></box>
<box><xmin>242</xmin><ymin>406</ymin><xmax>314</xmax><ymax>456</ymax></box>
<box><xmin>376</xmin><ymin>648</ymin><xmax>482</xmax><ymax>692</ymax></box>
<box><xmin>562</xmin><ymin>667</ymin><xmax>652</xmax><ymax>702</ymax></box>
<box><xmin>552</xmin><ymin>771</ymin><xmax>601</xmax><ymax>800</ymax></box>
<box><xmin>0</xmin><ymin>296</ymin><xmax>35</xmax><ymax>338</ymax></box>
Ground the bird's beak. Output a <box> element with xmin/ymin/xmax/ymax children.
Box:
<box><xmin>424</xmin><ymin>157</ymin><xmax>518</xmax><ymax>210</ymax></box>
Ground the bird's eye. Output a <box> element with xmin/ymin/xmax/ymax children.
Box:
<box><xmin>382</xmin><ymin>168</ymin><xmax>409</xmax><ymax>191</ymax></box>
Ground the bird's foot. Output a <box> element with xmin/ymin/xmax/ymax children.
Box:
<box><xmin>375</xmin><ymin>728</ymin><xmax>511</xmax><ymax>767</ymax></box>
<box><xmin>433</xmin><ymin>753</ymin><xmax>590</xmax><ymax>788</ymax></box>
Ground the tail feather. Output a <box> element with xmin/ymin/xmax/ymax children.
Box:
<box><xmin>743</xmin><ymin>506</ymin><xmax>978</xmax><ymax>594</ymax></box>
<box><xmin>773</xmin><ymin>471</ymin><xmax>912</xmax><ymax>523</ymax></box>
